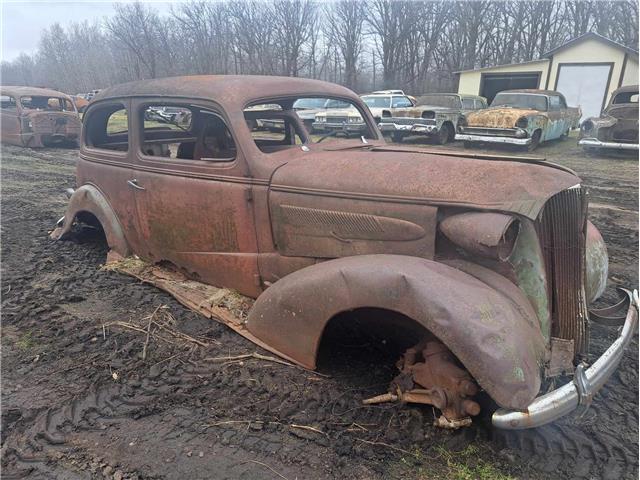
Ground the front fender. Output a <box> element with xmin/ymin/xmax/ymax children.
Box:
<box><xmin>247</xmin><ymin>254</ymin><xmax>546</xmax><ymax>409</ymax></box>
<box><xmin>51</xmin><ymin>184</ymin><xmax>131</xmax><ymax>258</ymax></box>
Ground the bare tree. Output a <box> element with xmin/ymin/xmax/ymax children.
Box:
<box><xmin>325</xmin><ymin>0</ymin><xmax>367</xmax><ymax>89</ymax></box>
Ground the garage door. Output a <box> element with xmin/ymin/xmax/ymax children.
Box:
<box><xmin>555</xmin><ymin>64</ymin><xmax>612</xmax><ymax>121</ymax></box>
<box><xmin>480</xmin><ymin>73</ymin><xmax>541</xmax><ymax>104</ymax></box>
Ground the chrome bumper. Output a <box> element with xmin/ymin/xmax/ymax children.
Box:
<box><xmin>492</xmin><ymin>288</ymin><xmax>639</xmax><ymax>429</ymax></box>
<box><xmin>313</xmin><ymin>122</ymin><xmax>366</xmax><ymax>133</ymax></box>
<box><xmin>578</xmin><ymin>138</ymin><xmax>639</xmax><ymax>151</ymax></box>
<box><xmin>456</xmin><ymin>133</ymin><xmax>531</xmax><ymax>145</ymax></box>
<box><xmin>378</xmin><ymin>122</ymin><xmax>439</xmax><ymax>135</ymax></box>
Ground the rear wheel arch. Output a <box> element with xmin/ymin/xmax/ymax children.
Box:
<box><xmin>51</xmin><ymin>184</ymin><xmax>131</xmax><ymax>259</ymax></box>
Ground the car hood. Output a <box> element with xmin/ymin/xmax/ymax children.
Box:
<box><xmin>466</xmin><ymin>107</ymin><xmax>543</xmax><ymax>128</ymax></box>
<box><xmin>391</xmin><ymin>106</ymin><xmax>459</xmax><ymax>118</ymax></box>
<box><xmin>270</xmin><ymin>146</ymin><xmax>580</xmax><ymax>219</ymax></box>
<box><xmin>317</xmin><ymin>108</ymin><xmax>359</xmax><ymax>117</ymax></box>
<box><xmin>605</xmin><ymin>104</ymin><xmax>638</xmax><ymax>121</ymax></box>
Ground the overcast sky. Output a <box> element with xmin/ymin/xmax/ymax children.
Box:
<box><xmin>1</xmin><ymin>1</ymin><xmax>179</xmax><ymax>62</ymax></box>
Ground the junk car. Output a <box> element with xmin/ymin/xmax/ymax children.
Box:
<box><xmin>457</xmin><ymin>89</ymin><xmax>581</xmax><ymax>151</ymax></box>
<box><xmin>1</xmin><ymin>86</ymin><xmax>82</xmax><ymax>147</ymax></box>
<box><xmin>313</xmin><ymin>92</ymin><xmax>414</xmax><ymax>135</ymax></box>
<box><xmin>378</xmin><ymin>93</ymin><xmax>487</xmax><ymax>144</ymax></box>
<box><xmin>52</xmin><ymin>75</ymin><xmax>637</xmax><ymax>430</ymax></box>
<box><xmin>579</xmin><ymin>85</ymin><xmax>639</xmax><ymax>152</ymax></box>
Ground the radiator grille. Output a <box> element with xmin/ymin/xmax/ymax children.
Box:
<box><xmin>536</xmin><ymin>187</ymin><xmax>589</xmax><ymax>358</ymax></box>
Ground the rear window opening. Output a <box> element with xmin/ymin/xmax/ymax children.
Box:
<box><xmin>244</xmin><ymin>96</ymin><xmax>375</xmax><ymax>153</ymax></box>
<box><xmin>85</xmin><ymin>104</ymin><xmax>128</xmax><ymax>151</ymax></box>
<box><xmin>20</xmin><ymin>96</ymin><xmax>75</xmax><ymax>112</ymax></box>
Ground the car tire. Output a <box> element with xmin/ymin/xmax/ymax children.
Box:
<box><xmin>527</xmin><ymin>130</ymin><xmax>542</xmax><ymax>152</ymax></box>
<box><xmin>437</xmin><ymin>123</ymin><xmax>454</xmax><ymax>145</ymax></box>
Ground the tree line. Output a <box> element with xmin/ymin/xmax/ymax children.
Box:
<box><xmin>1</xmin><ymin>0</ymin><xmax>637</xmax><ymax>95</ymax></box>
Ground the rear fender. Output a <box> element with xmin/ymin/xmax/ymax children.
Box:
<box><xmin>51</xmin><ymin>184</ymin><xmax>131</xmax><ymax>258</ymax></box>
<box><xmin>246</xmin><ymin>254</ymin><xmax>546</xmax><ymax>409</ymax></box>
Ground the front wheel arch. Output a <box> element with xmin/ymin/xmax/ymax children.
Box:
<box><xmin>246</xmin><ymin>254</ymin><xmax>546</xmax><ymax>409</ymax></box>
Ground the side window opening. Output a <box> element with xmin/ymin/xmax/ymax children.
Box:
<box><xmin>391</xmin><ymin>96</ymin><xmax>413</xmax><ymax>108</ymax></box>
<box><xmin>1</xmin><ymin>95</ymin><xmax>17</xmax><ymax>110</ymax></box>
<box><xmin>85</xmin><ymin>103</ymin><xmax>128</xmax><ymax>152</ymax></box>
<box><xmin>462</xmin><ymin>98</ymin><xmax>474</xmax><ymax>109</ymax></box>
<box><xmin>141</xmin><ymin>104</ymin><xmax>236</xmax><ymax>161</ymax></box>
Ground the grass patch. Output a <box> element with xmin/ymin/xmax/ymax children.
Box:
<box><xmin>16</xmin><ymin>331</ymin><xmax>35</xmax><ymax>350</ymax></box>
<box><xmin>435</xmin><ymin>444</ymin><xmax>515</xmax><ymax>480</ymax></box>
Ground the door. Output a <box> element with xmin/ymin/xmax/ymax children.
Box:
<box><xmin>480</xmin><ymin>72</ymin><xmax>541</xmax><ymax>104</ymax></box>
<box><xmin>130</xmin><ymin>99</ymin><xmax>261</xmax><ymax>297</ymax></box>
<box><xmin>1</xmin><ymin>95</ymin><xmax>22</xmax><ymax>145</ymax></box>
<box><xmin>555</xmin><ymin>63</ymin><xmax>612</xmax><ymax>120</ymax></box>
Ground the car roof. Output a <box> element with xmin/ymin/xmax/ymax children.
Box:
<box><xmin>612</xmin><ymin>85</ymin><xmax>638</xmax><ymax>95</ymax></box>
<box><xmin>93</xmin><ymin>75</ymin><xmax>357</xmax><ymax>109</ymax></box>
<box><xmin>499</xmin><ymin>89</ymin><xmax>560</xmax><ymax>96</ymax></box>
<box><xmin>0</xmin><ymin>86</ymin><xmax>72</xmax><ymax>99</ymax></box>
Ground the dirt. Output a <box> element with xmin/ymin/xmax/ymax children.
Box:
<box><xmin>1</xmin><ymin>133</ymin><xmax>638</xmax><ymax>480</ymax></box>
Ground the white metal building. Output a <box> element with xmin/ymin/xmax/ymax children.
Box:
<box><xmin>456</xmin><ymin>33</ymin><xmax>639</xmax><ymax>119</ymax></box>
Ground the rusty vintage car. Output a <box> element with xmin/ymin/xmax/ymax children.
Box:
<box><xmin>579</xmin><ymin>85</ymin><xmax>639</xmax><ymax>152</ymax></box>
<box><xmin>378</xmin><ymin>93</ymin><xmax>487</xmax><ymax>144</ymax></box>
<box><xmin>52</xmin><ymin>75</ymin><xmax>637</xmax><ymax>430</ymax></box>
<box><xmin>457</xmin><ymin>89</ymin><xmax>581</xmax><ymax>151</ymax></box>
<box><xmin>1</xmin><ymin>86</ymin><xmax>82</xmax><ymax>147</ymax></box>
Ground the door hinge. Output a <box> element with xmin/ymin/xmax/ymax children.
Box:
<box><xmin>245</xmin><ymin>188</ymin><xmax>253</xmax><ymax>203</ymax></box>
<box><xmin>253</xmin><ymin>274</ymin><xmax>262</xmax><ymax>287</ymax></box>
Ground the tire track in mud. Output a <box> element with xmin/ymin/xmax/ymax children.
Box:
<box><xmin>1</xmin><ymin>144</ymin><xmax>638</xmax><ymax>479</ymax></box>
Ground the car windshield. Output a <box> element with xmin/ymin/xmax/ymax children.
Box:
<box><xmin>612</xmin><ymin>92</ymin><xmax>639</xmax><ymax>104</ymax></box>
<box><xmin>244</xmin><ymin>96</ymin><xmax>375</xmax><ymax>152</ymax></box>
<box><xmin>294</xmin><ymin>98</ymin><xmax>327</xmax><ymax>110</ymax></box>
<box><xmin>491</xmin><ymin>93</ymin><xmax>548</xmax><ymax>111</ymax></box>
<box><xmin>324</xmin><ymin>99</ymin><xmax>351</xmax><ymax>109</ymax></box>
<box><xmin>362</xmin><ymin>96</ymin><xmax>391</xmax><ymax>108</ymax></box>
<box><xmin>20</xmin><ymin>95</ymin><xmax>75</xmax><ymax>112</ymax></box>
<box><xmin>416</xmin><ymin>95</ymin><xmax>461</xmax><ymax>109</ymax></box>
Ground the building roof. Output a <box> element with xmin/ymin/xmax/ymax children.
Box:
<box><xmin>542</xmin><ymin>32</ymin><xmax>639</xmax><ymax>58</ymax></box>
<box><xmin>455</xmin><ymin>33</ymin><xmax>638</xmax><ymax>75</ymax></box>
<box><xmin>94</xmin><ymin>75</ymin><xmax>356</xmax><ymax>109</ymax></box>
<box><xmin>0</xmin><ymin>85</ymin><xmax>72</xmax><ymax>99</ymax></box>
<box><xmin>454</xmin><ymin>59</ymin><xmax>548</xmax><ymax>74</ymax></box>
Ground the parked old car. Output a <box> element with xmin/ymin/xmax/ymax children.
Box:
<box><xmin>457</xmin><ymin>89</ymin><xmax>581</xmax><ymax>151</ymax></box>
<box><xmin>52</xmin><ymin>75</ymin><xmax>636</xmax><ymax>430</ymax></box>
<box><xmin>579</xmin><ymin>85</ymin><xmax>639</xmax><ymax>152</ymax></box>
<box><xmin>313</xmin><ymin>92</ymin><xmax>414</xmax><ymax>136</ymax></box>
<box><xmin>1</xmin><ymin>86</ymin><xmax>82</xmax><ymax>147</ymax></box>
<box><xmin>379</xmin><ymin>93</ymin><xmax>487</xmax><ymax>144</ymax></box>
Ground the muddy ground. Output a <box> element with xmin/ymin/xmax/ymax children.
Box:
<box><xmin>1</xmin><ymin>133</ymin><xmax>638</xmax><ymax>480</ymax></box>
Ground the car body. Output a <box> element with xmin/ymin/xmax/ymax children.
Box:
<box><xmin>313</xmin><ymin>93</ymin><xmax>415</xmax><ymax>135</ymax></box>
<box><xmin>457</xmin><ymin>90</ymin><xmax>581</xmax><ymax>150</ymax></box>
<box><xmin>379</xmin><ymin>93</ymin><xmax>487</xmax><ymax>144</ymax></box>
<box><xmin>578</xmin><ymin>85</ymin><xmax>639</xmax><ymax>151</ymax></box>
<box><xmin>1</xmin><ymin>86</ymin><xmax>81</xmax><ymax>147</ymax></box>
<box><xmin>52</xmin><ymin>75</ymin><xmax>636</xmax><ymax>430</ymax></box>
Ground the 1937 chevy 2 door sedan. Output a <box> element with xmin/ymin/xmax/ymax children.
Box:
<box><xmin>1</xmin><ymin>86</ymin><xmax>81</xmax><ymax>147</ymax></box>
<box><xmin>52</xmin><ymin>75</ymin><xmax>637</xmax><ymax>429</ymax></box>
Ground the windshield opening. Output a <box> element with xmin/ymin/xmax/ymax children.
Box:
<box><xmin>362</xmin><ymin>96</ymin><xmax>391</xmax><ymax>108</ymax></box>
<box><xmin>244</xmin><ymin>96</ymin><xmax>375</xmax><ymax>153</ymax></box>
<box><xmin>416</xmin><ymin>95</ymin><xmax>461</xmax><ymax>109</ymax></box>
<box><xmin>491</xmin><ymin>93</ymin><xmax>548</xmax><ymax>111</ymax></box>
<box><xmin>20</xmin><ymin>96</ymin><xmax>75</xmax><ymax>112</ymax></box>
